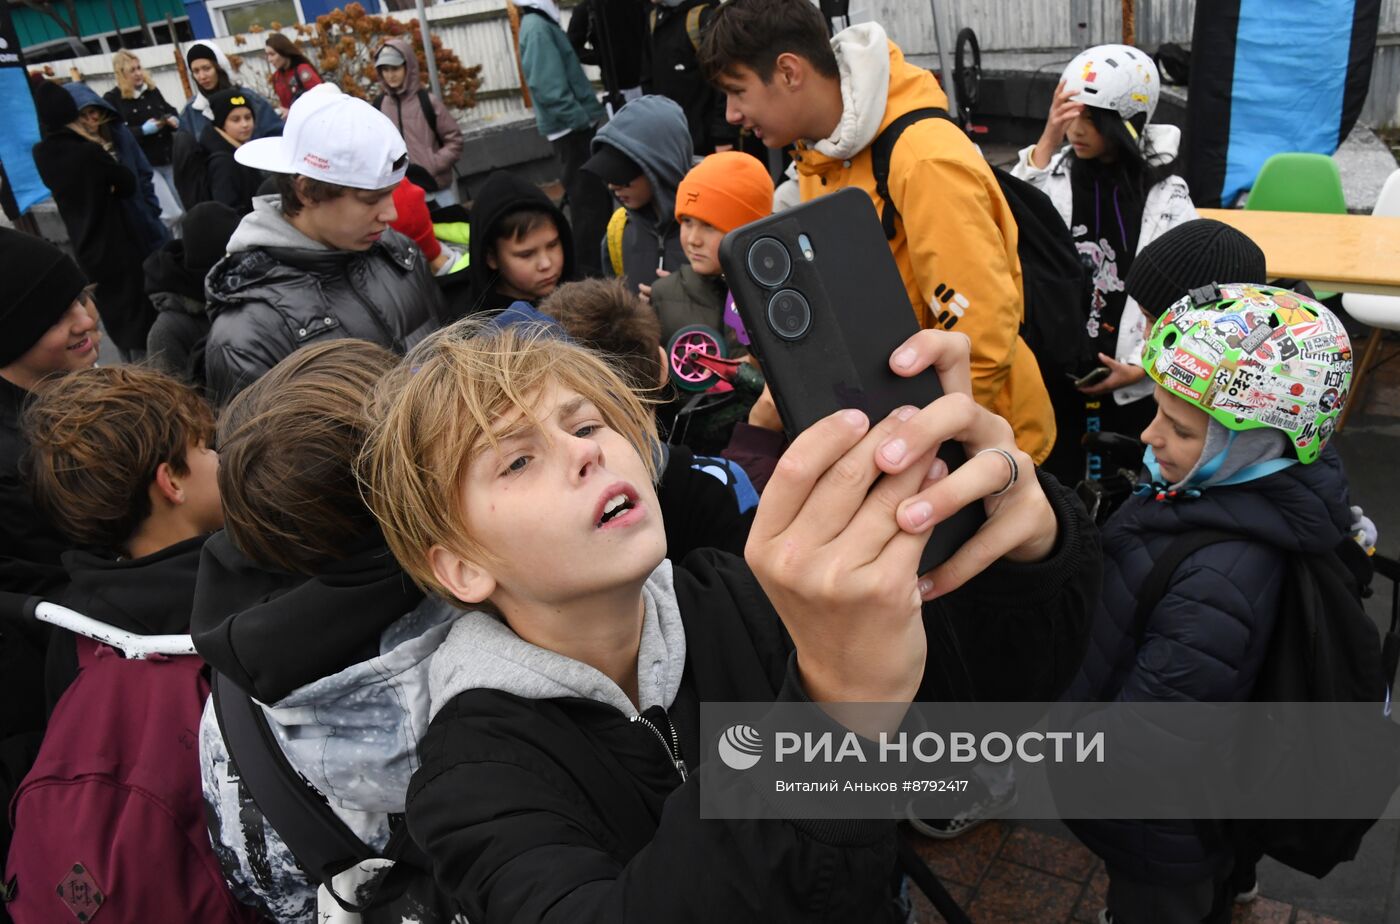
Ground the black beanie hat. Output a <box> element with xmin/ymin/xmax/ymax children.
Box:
<box><xmin>181</xmin><ymin>201</ymin><xmax>243</xmax><ymax>272</ymax></box>
<box><xmin>187</xmin><ymin>43</ymin><xmax>219</xmax><ymax>66</ymax></box>
<box><xmin>1125</xmin><ymin>218</ymin><xmax>1268</xmax><ymax>318</ymax></box>
<box><xmin>0</xmin><ymin>229</ymin><xmax>89</xmax><ymax>367</ymax></box>
<box><xmin>32</xmin><ymin>79</ymin><xmax>79</xmax><ymax>131</ymax></box>
<box><xmin>208</xmin><ymin>88</ymin><xmax>253</xmax><ymax>130</ymax></box>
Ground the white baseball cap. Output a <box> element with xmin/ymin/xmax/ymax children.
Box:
<box><xmin>236</xmin><ymin>84</ymin><xmax>409</xmax><ymax>190</ymax></box>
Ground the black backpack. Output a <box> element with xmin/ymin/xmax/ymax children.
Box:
<box><xmin>171</xmin><ymin>130</ymin><xmax>212</xmax><ymax>208</ymax></box>
<box><xmin>870</xmin><ymin>107</ymin><xmax>1097</xmax><ymax>378</ymax></box>
<box><xmin>1137</xmin><ymin>531</ymin><xmax>1400</xmax><ymax>878</ymax></box>
<box><xmin>210</xmin><ymin>672</ymin><xmax>457</xmax><ymax>921</ymax></box>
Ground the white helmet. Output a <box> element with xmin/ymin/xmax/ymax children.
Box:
<box><xmin>1061</xmin><ymin>44</ymin><xmax>1160</xmax><ymax>124</ymax></box>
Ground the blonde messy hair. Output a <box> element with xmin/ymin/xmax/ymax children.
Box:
<box><xmin>112</xmin><ymin>50</ymin><xmax>142</xmax><ymax>99</ymax></box>
<box><xmin>360</xmin><ymin>317</ymin><xmax>660</xmax><ymax>601</ymax></box>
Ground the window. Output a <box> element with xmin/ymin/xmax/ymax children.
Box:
<box><xmin>208</xmin><ymin>0</ymin><xmax>303</xmax><ymax>36</ymax></box>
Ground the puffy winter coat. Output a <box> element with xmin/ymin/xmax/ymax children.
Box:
<box><xmin>407</xmin><ymin>473</ymin><xmax>1098</xmax><ymax>921</ymax></box>
<box><xmin>1064</xmin><ymin>448</ymin><xmax>1355</xmax><ymax>884</ymax></box>
<box><xmin>791</xmin><ymin>25</ymin><xmax>1054</xmax><ymax>465</ymax></box>
<box><xmin>1010</xmin><ymin>126</ymin><xmax>1198</xmax><ymax>406</ymax></box>
<box><xmin>649</xmin><ymin>264</ymin><xmax>732</xmax><ymax>349</ymax></box>
<box><xmin>373</xmin><ymin>37</ymin><xmax>464</xmax><ymax>193</ymax></box>
<box><xmin>203</xmin><ymin>195</ymin><xmax>444</xmax><ymax>405</ymax></box>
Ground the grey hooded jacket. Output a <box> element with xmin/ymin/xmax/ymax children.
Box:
<box><xmin>204</xmin><ymin>195</ymin><xmax>443</xmax><ymax>406</ymax></box>
<box><xmin>593</xmin><ymin>95</ymin><xmax>694</xmax><ymax>289</ymax></box>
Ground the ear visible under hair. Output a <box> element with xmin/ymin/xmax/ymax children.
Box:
<box><xmin>152</xmin><ymin>461</ymin><xmax>184</xmax><ymax>506</ymax></box>
<box><xmin>428</xmin><ymin>544</ymin><xmax>496</xmax><ymax>605</ymax></box>
<box><xmin>774</xmin><ymin>52</ymin><xmax>805</xmax><ymax>89</ymax></box>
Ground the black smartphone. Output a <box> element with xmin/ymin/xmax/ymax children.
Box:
<box><xmin>719</xmin><ymin>186</ymin><xmax>986</xmax><ymax>575</ymax></box>
<box><xmin>1069</xmin><ymin>366</ymin><xmax>1111</xmax><ymax>388</ymax></box>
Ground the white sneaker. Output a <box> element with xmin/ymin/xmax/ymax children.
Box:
<box><xmin>1234</xmin><ymin>879</ymin><xmax>1260</xmax><ymax>904</ymax></box>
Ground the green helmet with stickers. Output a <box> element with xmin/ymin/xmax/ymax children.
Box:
<box><xmin>1141</xmin><ymin>283</ymin><xmax>1353</xmax><ymax>464</ymax></box>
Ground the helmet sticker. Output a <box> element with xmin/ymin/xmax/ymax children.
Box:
<box><xmin>1143</xmin><ymin>283</ymin><xmax>1353</xmax><ymax>464</ymax></box>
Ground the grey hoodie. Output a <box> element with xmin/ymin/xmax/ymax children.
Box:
<box><xmin>429</xmin><ymin>560</ymin><xmax>687</xmax><ymax>721</ymax></box>
<box><xmin>592</xmin><ymin>95</ymin><xmax>694</xmax><ymax>289</ymax></box>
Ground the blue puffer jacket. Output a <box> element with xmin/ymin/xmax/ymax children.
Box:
<box><xmin>1065</xmin><ymin>446</ymin><xmax>1353</xmax><ymax>885</ymax></box>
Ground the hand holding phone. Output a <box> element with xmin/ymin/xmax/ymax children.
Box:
<box><xmin>720</xmin><ymin>187</ymin><xmax>986</xmax><ymax>575</ymax></box>
<box><xmin>876</xmin><ymin>330</ymin><xmax>1060</xmax><ymax>598</ymax></box>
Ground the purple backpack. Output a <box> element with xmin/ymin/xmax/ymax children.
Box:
<box><xmin>4</xmin><ymin>637</ymin><xmax>264</xmax><ymax>924</ymax></box>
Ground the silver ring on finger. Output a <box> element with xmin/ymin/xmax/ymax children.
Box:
<box><xmin>976</xmin><ymin>447</ymin><xmax>1019</xmax><ymax>497</ymax></box>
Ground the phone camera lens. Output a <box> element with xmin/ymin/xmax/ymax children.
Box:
<box><xmin>747</xmin><ymin>237</ymin><xmax>791</xmax><ymax>288</ymax></box>
<box><xmin>766</xmin><ymin>289</ymin><xmax>811</xmax><ymax>341</ymax></box>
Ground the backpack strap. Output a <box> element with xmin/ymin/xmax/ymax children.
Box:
<box><xmin>418</xmin><ymin>88</ymin><xmax>445</xmax><ymax>149</ymax></box>
<box><xmin>1102</xmin><ymin>529</ymin><xmax>1244</xmax><ymax>701</ymax></box>
<box><xmin>606</xmin><ymin>206</ymin><xmax>628</xmax><ymax>276</ymax></box>
<box><xmin>869</xmin><ymin>107</ymin><xmax>956</xmax><ymax>241</ymax></box>
<box><xmin>897</xmin><ymin>837</ymin><xmax>973</xmax><ymax>924</ymax></box>
<box><xmin>210</xmin><ymin>671</ymin><xmax>379</xmax><ymax>909</ymax></box>
<box><xmin>685</xmin><ymin>4</ymin><xmax>708</xmax><ymax>52</ymax></box>
<box><xmin>1131</xmin><ymin>529</ymin><xmax>1243</xmax><ymax>649</ymax></box>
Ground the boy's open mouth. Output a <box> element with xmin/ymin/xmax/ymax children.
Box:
<box><xmin>594</xmin><ymin>483</ymin><xmax>639</xmax><ymax>528</ymax></box>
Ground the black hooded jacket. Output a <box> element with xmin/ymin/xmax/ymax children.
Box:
<box><xmin>407</xmin><ymin>473</ymin><xmax>1099</xmax><ymax>921</ymax></box>
<box><xmin>46</xmin><ymin>536</ymin><xmax>207</xmax><ymax>708</ymax></box>
<box><xmin>459</xmin><ymin>172</ymin><xmax>576</xmax><ymax>318</ymax></box>
<box><xmin>190</xmin><ymin>530</ymin><xmax>424</xmax><ymax>704</ymax></box>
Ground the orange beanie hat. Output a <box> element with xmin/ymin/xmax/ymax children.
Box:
<box><xmin>674</xmin><ymin>152</ymin><xmax>774</xmax><ymax>234</ymax></box>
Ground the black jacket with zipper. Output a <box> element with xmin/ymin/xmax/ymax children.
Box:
<box><xmin>408</xmin><ymin>471</ymin><xmax>1099</xmax><ymax>922</ymax></box>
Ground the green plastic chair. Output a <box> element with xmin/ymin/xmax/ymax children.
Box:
<box><xmin>1245</xmin><ymin>153</ymin><xmax>1346</xmax><ymax>297</ymax></box>
<box><xmin>1244</xmin><ymin>152</ymin><xmax>1347</xmax><ymax>214</ymax></box>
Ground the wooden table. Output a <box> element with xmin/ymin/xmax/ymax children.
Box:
<box><xmin>1196</xmin><ymin>208</ymin><xmax>1400</xmax><ymax>297</ymax></box>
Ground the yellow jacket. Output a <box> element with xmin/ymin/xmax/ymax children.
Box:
<box><xmin>792</xmin><ymin>28</ymin><xmax>1055</xmax><ymax>464</ymax></box>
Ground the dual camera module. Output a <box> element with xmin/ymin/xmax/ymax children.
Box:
<box><xmin>747</xmin><ymin>237</ymin><xmax>811</xmax><ymax>341</ymax></box>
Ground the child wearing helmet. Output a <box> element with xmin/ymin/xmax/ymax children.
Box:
<box><xmin>1012</xmin><ymin>44</ymin><xmax>1198</xmax><ymax>474</ymax></box>
<box><xmin>1063</xmin><ymin>283</ymin><xmax>1358</xmax><ymax>923</ymax></box>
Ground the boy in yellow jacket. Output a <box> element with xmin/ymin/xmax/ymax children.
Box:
<box><xmin>698</xmin><ymin>0</ymin><xmax>1055</xmax><ymax>464</ymax></box>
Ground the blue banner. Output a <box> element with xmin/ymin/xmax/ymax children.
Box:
<box><xmin>0</xmin><ymin>5</ymin><xmax>50</xmax><ymax>215</ymax></box>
